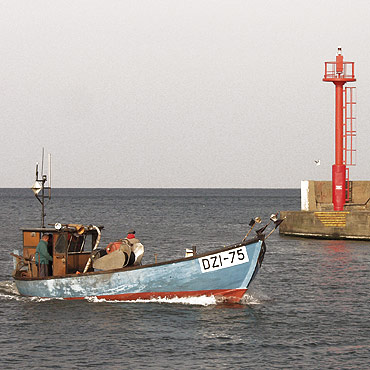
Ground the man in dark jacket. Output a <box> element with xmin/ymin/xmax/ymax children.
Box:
<box><xmin>35</xmin><ymin>234</ymin><xmax>53</xmax><ymax>277</ymax></box>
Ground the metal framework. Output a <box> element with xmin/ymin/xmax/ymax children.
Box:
<box><xmin>344</xmin><ymin>86</ymin><xmax>356</xmax><ymax>202</ymax></box>
<box><xmin>323</xmin><ymin>48</ymin><xmax>356</xmax><ymax>211</ymax></box>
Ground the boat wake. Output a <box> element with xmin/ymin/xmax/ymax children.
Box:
<box><xmin>241</xmin><ymin>293</ymin><xmax>263</xmax><ymax>305</ymax></box>
<box><xmin>0</xmin><ymin>280</ymin><xmax>23</xmax><ymax>301</ymax></box>
<box><xmin>240</xmin><ymin>290</ymin><xmax>272</xmax><ymax>305</ymax></box>
<box><xmin>85</xmin><ymin>292</ymin><xmax>271</xmax><ymax>306</ymax></box>
<box><xmin>1</xmin><ymin>279</ymin><xmax>269</xmax><ymax>306</ymax></box>
<box><xmin>84</xmin><ymin>295</ymin><xmax>218</xmax><ymax>306</ymax></box>
<box><xmin>0</xmin><ymin>280</ymin><xmax>61</xmax><ymax>302</ymax></box>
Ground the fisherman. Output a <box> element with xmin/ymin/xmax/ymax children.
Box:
<box><xmin>126</xmin><ymin>229</ymin><xmax>136</xmax><ymax>240</ymax></box>
<box><xmin>125</xmin><ymin>229</ymin><xmax>144</xmax><ymax>266</ymax></box>
<box><xmin>94</xmin><ymin>228</ymin><xmax>145</xmax><ymax>270</ymax></box>
<box><xmin>47</xmin><ymin>233</ymin><xmax>53</xmax><ymax>276</ymax></box>
<box><xmin>106</xmin><ymin>229</ymin><xmax>138</xmax><ymax>254</ymax></box>
<box><xmin>35</xmin><ymin>234</ymin><xmax>53</xmax><ymax>277</ymax></box>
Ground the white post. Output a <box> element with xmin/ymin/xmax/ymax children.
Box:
<box><xmin>301</xmin><ymin>180</ymin><xmax>309</xmax><ymax>211</ymax></box>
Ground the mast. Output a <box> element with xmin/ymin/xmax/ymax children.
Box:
<box><xmin>31</xmin><ymin>150</ymin><xmax>52</xmax><ymax>228</ymax></box>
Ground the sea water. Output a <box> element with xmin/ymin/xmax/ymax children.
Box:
<box><xmin>0</xmin><ymin>188</ymin><xmax>368</xmax><ymax>369</ymax></box>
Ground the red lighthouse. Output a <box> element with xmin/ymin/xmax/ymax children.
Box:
<box><xmin>323</xmin><ymin>48</ymin><xmax>356</xmax><ymax>211</ymax></box>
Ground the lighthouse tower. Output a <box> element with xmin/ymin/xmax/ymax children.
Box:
<box><xmin>323</xmin><ymin>47</ymin><xmax>356</xmax><ymax>211</ymax></box>
<box><xmin>279</xmin><ymin>49</ymin><xmax>370</xmax><ymax>240</ymax></box>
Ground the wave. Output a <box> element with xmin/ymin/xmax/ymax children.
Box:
<box><xmin>0</xmin><ymin>280</ymin><xmax>21</xmax><ymax>300</ymax></box>
<box><xmin>86</xmin><ymin>292</ymin><xmax>270</xmax><ymax>306</ymax></box>
<box><xmin>0</xmin><ymin>280</ymin><xmax>62</xmax><ymax>302</ymax></box>
<box><xmin>241</xmin><ymin>290</ymin><xmax>272</xmax><ymax>305</ymax></box>
<box><xmin>84</xmin><ymin>295</ymin><xmax>218</xmax><ymax>306</ymax></box>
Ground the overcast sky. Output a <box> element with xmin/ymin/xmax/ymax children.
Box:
<box><xmin>1</xmin><ymin>0</ymin><xmax>369</xmax><ymax>188</ymax></box>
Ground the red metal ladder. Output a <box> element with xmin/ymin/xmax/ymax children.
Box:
<box><xmin>343</xmin><ymin>86</ymin><xmax>356</xmax><ymax>202</ymax></box>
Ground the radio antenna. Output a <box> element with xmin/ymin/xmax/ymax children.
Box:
<box><xmin>41</xmin><ymin>147</ymin><xmax>44</xmax><ymax>178</ymax></box>
<box><xmin>48</xmin><ymin>153</ymin><xmax>52</xmax><ymax>199</ymax></box>
<box><xmin>31</xmin><ymin>149</ymin><xmax>52</xmax><ymax>228</ymax></box>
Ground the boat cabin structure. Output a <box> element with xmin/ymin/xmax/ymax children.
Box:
<box><xmin>14</xmin><ymin>224</ymin><xmax>103</xmax><ymax>278</ymax></box>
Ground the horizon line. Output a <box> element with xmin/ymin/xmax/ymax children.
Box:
<box><xmin>0</xmin><ymin>186</ymin><xmax>300</xmax><ymax>190</ymax></box>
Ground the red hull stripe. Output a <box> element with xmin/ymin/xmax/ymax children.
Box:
<box><xmin>65</xmin><ymin>288</ymin><xmax>247</xmax><ymax>303</ymax></box>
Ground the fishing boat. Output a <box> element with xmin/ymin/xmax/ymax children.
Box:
<box><xmin>11</xmin><ymin>154</ymin><xmax>283</xmax><ymax>303</ymax></box>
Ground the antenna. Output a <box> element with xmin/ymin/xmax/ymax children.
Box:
<box><xmin>48</xmin><ymin>153</ymin><xmax>52</xmax><ymax>199</ymax></box>
<box><xmin>41</xmin><ymin>147</ymin><xmax>44</xmax><ymax>178</ymax></box>
<box><xmin>31</xmin><ymin>149</ymin><xmax>52</xmax><ymax>228</ymax></box>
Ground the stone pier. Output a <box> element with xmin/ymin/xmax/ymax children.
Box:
<box><xmin>279</xmin><ymin>180</ymin><xmax>370</xmax><ymax>240</ymax></box>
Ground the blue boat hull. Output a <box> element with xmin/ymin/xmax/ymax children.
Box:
<box><xmin>14</xmin><ymin>239</ymin><xmax>265</xmax><ymax>303</ymax></box>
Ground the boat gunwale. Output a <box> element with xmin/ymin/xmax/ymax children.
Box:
<box><xmin>13</xmin><ymin>235</ymin><xmax>264</xmax><ymax>282</ymax></box>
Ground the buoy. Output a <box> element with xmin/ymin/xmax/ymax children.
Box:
<box><xmin>106</xmin><ymin>241</ymin><xmax>122</xmax><ymax>254</ymax></box>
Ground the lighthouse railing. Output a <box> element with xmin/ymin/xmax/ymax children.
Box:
<box><xmin>324</xmin><ymin>61</ymin><xmax>355</xmax><ymax>79</ymax></box>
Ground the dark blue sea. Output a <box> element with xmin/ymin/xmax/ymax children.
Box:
<box><xmin>0</xmin><ymin>188</ymin><xmax>369</xmax><ymax>369</ymax></box>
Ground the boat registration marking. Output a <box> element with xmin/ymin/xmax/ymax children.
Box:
<box><xmin>199</xmin><ymin>246</ymin><xmax>249</xmax><ymax>273</ymax></box>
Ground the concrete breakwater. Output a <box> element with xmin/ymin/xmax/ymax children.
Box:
<box><xmin>279</xmin><ymin>180</ymin><xmax>370</xmax><ymax>240</ymax></box>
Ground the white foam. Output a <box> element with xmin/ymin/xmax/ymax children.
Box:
<box><xmin>0</xmin><ymin>293</ymin><xmax>23</xmax><ymax>301</ymax></box>
<box><xmin>241</xmin><ymin>293</ymin><xmax>262</xmax><ymax>305</ymax></box>
<box><xmin>0</xmin><ymin>280</ymin><xmax>64</xmax><ymax>302</ymax></box>
<box><xmin>85</xmin><ymin>295</ymin><xmax>217</xmax><ymax>306</ymax></box>
<box><xmin>28</xmin><ymin>296</ymin><xmax>63</xmax><ymax>302</ymax></box>
<box><xmin>0</xmin><ymin>280</ymin><xmax>21</xmax><ymax>300</ymax></box>
<box><xmin>241</xmin><ymin>290</ymin><xmax>272</xmax><ymax>305</ymax></box>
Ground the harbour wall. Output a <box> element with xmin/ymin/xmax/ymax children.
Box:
<box><xmin>300</xmin><ymin>180</ymin><xmax>370</xmax><ymax>211</ymax></box>
<box><xmin>279</xmin><ymin>180</ymin><xmax>370</xmax><ymax>240</ymax></box>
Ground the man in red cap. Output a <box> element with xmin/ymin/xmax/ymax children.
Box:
<box><xmin>126</xmin><ymin>229</ymin><xmax>136</xmax><ymax>239</ymax></box>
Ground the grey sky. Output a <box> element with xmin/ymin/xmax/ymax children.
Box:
<box><xmin>1</xmin><ymin>0</ymin><xmax>369</xmax><ymax>188</ymax></box>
